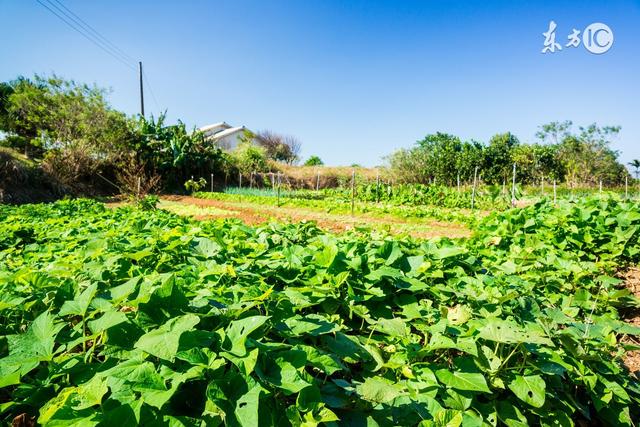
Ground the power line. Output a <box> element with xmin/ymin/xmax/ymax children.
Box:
<box><xmin>142</xmin><ymin>68</ymin><xmax>161</xmax><ymax>113</ymax></box>
<box><xmin>48</xmin><ymin>0</ymin><xmax>137</xmax><ymax>65</ymax></box>
<box><xmin>35</xmin><ymin>0</ymin><xmax>163</xmax><ymax>115</ymax></box>
<box><xmin>35</xmin><ymin>0</ymin><xmax>135</xmax><ymax>70</ymax></box>
<box><xmin>38</xmin><ymin>0</ymin><xmax>135</xmax><ymax>68</ymax></box>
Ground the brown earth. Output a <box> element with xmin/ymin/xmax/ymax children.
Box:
<box><xmin>161</xmin><ymin>195</ymin><xmax>469</xmax><ymax>239</ymax></box>
<box><xmin>621</xmin><ymin>268</ymin><xmax>640</xmax><ymax>373</ymax></box>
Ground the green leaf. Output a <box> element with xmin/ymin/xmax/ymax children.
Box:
<box><xmin>356</xmin><ymin>377</ymin><xmax>403</xmax><ymax>404</ymax></box>
<box><xmin>434</xmin><ymin>409</ymin><xmax>464</xmax><ymax>427</ymax></box>
<box><xmin>282</xmin><ymin>314</ymin><xmax>340</xmax><ymax>336</ymax></box>
<box><xmin>377</xmin><ymin>317</ymin><xmax>408</xmax><ymax>337</ymax></box>
<box><xmin>135</xmin><ymin>314</ymin><xmax>200</xmax><ymax>361</ymax></box>
<box><xmin>496</xmin><ymin>400</ymin><xmax>529</xmax><ymax>427</ymax></box>
<box><xmin>235</xmin><ymin>385</ymin><xmax>262</xmax><ymax>427</ymax></box>
<box><xmin>435</xmin><ymin>369</ymin><xmax>490</xmax><ymax>393</ymax></box>
<box><xmin>431</xmin><ymin>245</ymin><xmax>467</xmax><ymax>259</ymax></box>
<box><xmin>88</xmin><ymin>311</ymin><xmax>128</xmax><ymax>334</ymax></box>
<box><xmin>59</xmin><ymin>284</ymin><xmax>98</xmax><ymax>317</ymax></box>
<box><xmin>507</xmin><ymin>375</ymin><xmax>546</xmax><ymax>408</ymax></box>
<box><xmin>71</xmin><ymin>376</ymin><xmax>109</xmax><ymax>410</ymax></box>
<box><xmin>223</xmin><ymin>315</ymin><xmax>269</xmax><ymax>356</ymax></box>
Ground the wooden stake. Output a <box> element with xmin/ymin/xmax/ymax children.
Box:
<box><xmin>626</xmin><ymin>175</ymin><xmax>629</xmax><ymax>199</ymax></box>
<box><xmin>471</xmin><ymin>166</ymin><xmax>478</xmax><ymax>210</ymax></box>
<box><xmin>511</xmin><ymin>163</ymin><xmax>516</xmax><ymax>207</ymax></box>
<box><xmin>351</xmin><ymin>169</ymin><xmax>356</xmax><ymax>216</ymax></box>
<box><xmin>277</xmin><ymin>172</ymin><xmax>281</xmax><ymax>207</ymax></box>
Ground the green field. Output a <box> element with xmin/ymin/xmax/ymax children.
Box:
<box><xmin>1</xmin><ymin>197</ymin><xmax>640</xmax><ymax>425</ymax></box>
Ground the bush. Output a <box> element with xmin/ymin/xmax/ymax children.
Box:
<box><xmin>136</xmin><ymin>194</ymin><xmax>159</xmax><ymax>210</ymax></box>
<box><xmin>184</xmin><ymin>177</ymin><xmax>207</xmax><ymax>194</ymax></box>
<box><xmin>232</xmin><ymin>140</ymin><xmax>269</xmax><ymax>174</ymax></box>
<box><xmin>304</xmin><ymin>155</ymin><xmax>324</xmax><ymax>166</ymax></box>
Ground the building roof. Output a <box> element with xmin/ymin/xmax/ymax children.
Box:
<box><xmin>198</xmin><ymin>122</ymin><xmax>231</xmax><ymax>134</ymax></box>
<box><xmin>209</xmin><ymin>126</ymin><xmax>246</xmax><ymax>140</ymax></box>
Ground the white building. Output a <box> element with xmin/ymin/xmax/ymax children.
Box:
<box><xmin>198</xmin><ymin>122</ymin><xmax>263</xmax><ymax>151</ymax></box>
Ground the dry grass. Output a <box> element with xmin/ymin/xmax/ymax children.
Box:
<box><xmin>270</xmin><ymin>163</ymin><xmax>391</xmax><ymax>189</ymax></box>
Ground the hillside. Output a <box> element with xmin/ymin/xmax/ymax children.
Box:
<box><xmin>0</xmin><ymin>147</ymin><xmax>64</xmax><ymax>204</ymax></box>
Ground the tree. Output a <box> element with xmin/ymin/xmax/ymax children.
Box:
<box><xmin>629</xmin><ymin>159</ymin><xmax>640</xmax><ymax>179</ymax></box>
<box><xmin>304</xmin><ymin>155</ymin><xmax>324</xmax><ymax>166</ymax></box>
<box><xmin>455</xmin><ymin>141</ymin><xmax>483</xmax><ymax>183</ymax></box>
<box><xmin>482</xmin><ymin>132</ymin><xmax>519</xmax><ymax>184</ymax></box>
<box><xmin>257</xmin><ymin>130</ymin><xmax>301</xmax><ymax>164</ymax></box>
<box><xmin>232</xmin><ymin>139</ymin><xmax>268</xmax><ymax>175</ymax></box>
<box><xmin>416</xmin><ymin>132</ymin><xmax>463</xmax><ymax>184</ymax></box>
<box><xmin>0</xmin><ymin>75</ymin><xmax>133</xmax><ymax>159</ymax></box>
<box><xmin>511</xmin><ymin>143</ymin><xmax>564</xmax><ymax>184</ymax></box>
<box><xmin>0</xmin><ymin>81</ymin><xmax>14</xmax><ymax>133</ymax></box>
<box><xmin>535</xmin><ymin>120</ymin><xmax>572</xmax><ymax>144</ymax></box>
<box><xmin>129</xmin><ymin>112</ymin><xmax>228</xmax><ymax>189</ymax></box>
<box><xmin>546</xmin><ymin>122</ymin><xmax>625</xmax><ymax>186</ymax></box>
<box><xmin>386</xmin><ymin>146</ymin><xmax>430</xmax><ymax>184</ymax></box>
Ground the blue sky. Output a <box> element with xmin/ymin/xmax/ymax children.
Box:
<box><xmin>1</xmin><ymin>0</ymin><xmax>639</xmax><ymax>166</ymax></box>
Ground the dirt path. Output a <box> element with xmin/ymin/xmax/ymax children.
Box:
<box><xmin>162</xmin><ymin>195</ymin><xmax>470</xmax><ymax>239</ymax></box>
<box><xmin>621</xmin><ymin>268</ymin><xmax>640</xmax><ymax>373</ymax></box>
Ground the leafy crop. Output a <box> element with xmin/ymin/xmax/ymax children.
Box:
<box><xmin>195</xmin><ymin>192</ymin><xmax>476</xmax><ymax>226</ymax></box>
<box><xmin>219</xmin><ymin>184</ymin><xmax>507</xmax><ymax>210</ymax></box>
<box><xmin>0</xmin><ymin>198</ymin><xmax>639</xmax><ymax>425</ymax></box>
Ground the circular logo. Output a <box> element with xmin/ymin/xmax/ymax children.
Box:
<box><xmin>582</xmin><ymin>22</ymin><xmax>614</xmax><ymax>54</ymax></box>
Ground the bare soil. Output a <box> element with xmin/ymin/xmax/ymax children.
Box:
<box><xmin>162</xmin><ymin>195</ymin><xmax>470</xmax><ymax>239</ymax></box>
<box><xmin>621</xmin><ymin>268</ymin><xmax>640</xmax><ymax>373</ymax></box>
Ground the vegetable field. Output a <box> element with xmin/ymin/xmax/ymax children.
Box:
<box><xmin>1</xmin><ymin>198</ymin><xmax>640</xmax><ymax>426</ymax></box>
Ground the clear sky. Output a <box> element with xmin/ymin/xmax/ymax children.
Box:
<box><xmin>1</xmin><ymin>0</ymin><xmax>639</xmax><ymax>166</ymax></box>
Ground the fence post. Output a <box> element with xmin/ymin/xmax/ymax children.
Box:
<box><xmin>277</xmin><ymin>172</ymin><xmax>281</xmax><ymax>207</ymax></box>
<box><xmin>471</xmin><ymin>166</ymin><xmax>478</xmax><ymax>210</ymax></box>
<box><xmin>541</xmin><ymin>177</ymin><xmax>544</xmax><ymax>194</ymax></box>
<box><xmin>553</xmin><ymin>180</ymin><xmax>557</xmax><ymax>205</ymax></box>
<box><xmin>351</xmin><ymin>169</ymin><xmax>356</xmax><ymax>216</ymax></box>
<box><xmin>599</xmin><ymin>179</ymin><xmax>602</xmax><ymax>194</ymax></box>
<box><xmin>239</xmin><ymin>172</ymin><xmax>242</xmax><ymax>189</ymax></box>
<box><xmin>316</xmin><ymin>171</ymin><xmax>320</xmax><ymax>191</ymax></box>
<box><xmin>210</xmin><ymin>173</ymin><xmax>214</xmax><ymax>192</ymax></box>
<box><xmin>457</xmin><ymin>172</ymin><xmax>460</xmax><ymax>193</ymax></box>
<box><xmin>511</xmin><ymin>163</ymin><xmax>516</xmax><ymax>207</ymax></box>
<box><xmin>137</xmin><ymin>176</ymin><xmax>141</xmax><ymax>199</ymax></box>
<box><xmin>626</xmin><ymin>175</ymin><xmax>629</xmax><ymax>200</ymax></box>
<box><xmin>376</xmin><ymin>170</ymin><xmax>380</xmax><ymax>203</ymax></box>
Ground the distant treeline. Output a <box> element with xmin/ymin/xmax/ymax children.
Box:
<box><xmin>0</xmin><ymin>74</ymin><xmax>631</xmax><ymax>199</ymax></box>
<box><xmin>386</xmin><ymin>123</ymin><xmax>630</xmax><ymax>186</ymax></box>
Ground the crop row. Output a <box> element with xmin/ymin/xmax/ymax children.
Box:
<box><xmin>0</xmin><ymin>198</ymin><xmax>639</xmax><ymax>425</ymax></box>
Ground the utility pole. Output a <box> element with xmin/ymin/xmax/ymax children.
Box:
<box><xmin>139</xmin><ymin>61</ymin><xmax>145</xmax><ymax>117</ymax></box>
